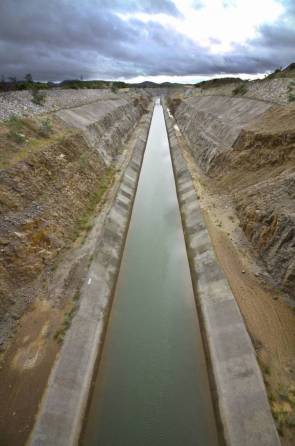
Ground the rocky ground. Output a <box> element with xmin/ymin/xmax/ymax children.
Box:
<box><xmin>0</xmin><ymin>88</ymin><xmax>131</xmax><ymax>121</ymax></box>
<box><xmin>184</xmin><ymin>77</ymin><xmax>295</xmax><ymax>105</ymax></box>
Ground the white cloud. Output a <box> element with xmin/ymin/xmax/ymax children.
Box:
<box><xmin>119</xmin><ymin>0</ymin><xmax>284</xmax><ymax>52</ymax></box>
<box><xmin>122</xmin><ymin>72</ymin><xmax>265</xmax><ymax>84</ymax></box>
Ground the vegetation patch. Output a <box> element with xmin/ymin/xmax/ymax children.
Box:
<box><xmin>74</xmin><ymin>167</ymin><xmax>115</xmax><ymax>238</ymax></box>
<box><xmin>0</xmin><ymin>115</ymin><xmax>68</xmax><ymax>168</ymax></box>
<box><xmin>54</xmin><ymin>305</ymin><xmax>78</xmax><ymax>344</ymax></box>
<box><xmin>270</xmin><ymin>385</ymin><xmax>295</xmax><ymax>439</ymax></box>
<box><xmin>232</xmin><ymin>82</ymin><xmax>248</xmax><ymax>96</ymax></box>
<box><xmin>31</xmin><ymin>87</ymin><xmax>47</xmax><ymax>105</ymax></box>
<box><xmin>38</xmin><ymin>119</ymin><xmax>53</xmax><ymax>137</ymax></box>
<box><xmin>167</xmin><ymin>97</ymin><xmax>182</xmax><ymax>115</ymax></box>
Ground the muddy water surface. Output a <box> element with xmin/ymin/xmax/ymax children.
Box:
<box><xmin>81</xmin><ymin>102</ymin><xmax>219</xmax><ymax>446</ymax></box>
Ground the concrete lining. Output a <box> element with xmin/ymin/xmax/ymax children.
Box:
<box><xmin>28</xmin><ymin>110</ymin><xmax>153</xmax><ymax>446</ymax></box>
<box><xmin>163</xmin><ymin>102</ymin><xmax>280</xmax><ymax>446</ymax></box>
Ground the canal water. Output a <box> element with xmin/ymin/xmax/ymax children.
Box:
<box><xmin>81</xmin><ymin>101</ymin><xmax>219</xmax><ymax>446</ymax></box>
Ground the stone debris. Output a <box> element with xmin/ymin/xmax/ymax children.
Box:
<box><xmin>0</xmin><ymin>88</ymin><xmax>118</xmax><ymax>121</ymax></box>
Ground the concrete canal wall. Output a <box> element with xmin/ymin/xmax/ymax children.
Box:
<box><xmin>163</xmin><ymin>102</ymin><xmax>280</xmax><ymax>446</ymax></box>
<box><xmin>28</xmin><ymin>109</ymin><xmax>153</xmax><ymax>446</ymax></box>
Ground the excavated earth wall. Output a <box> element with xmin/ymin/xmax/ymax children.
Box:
<box><xmin>0</xmin><ymin>91</ymin><xmax>150</xmax><ymax>345</ymax></box>
<box><xmin>173</xmin><ymin>95</ymin><xmax>295</xmax><ymax>298</ymax></box>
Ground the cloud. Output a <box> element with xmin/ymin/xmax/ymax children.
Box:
<box><xmin>246</xmin><ymin>0</ymin><xmax>295</xmax><ymax>71</ymax></box>
<box><xmin>0</xmin><ymin>0</ymin><xmax>294</xmax><ymax>81</ymax></box>
<box><xmin>106</xmin><ymin>0</ymin><xmax>181</xmax><ymax>15</ymax></box>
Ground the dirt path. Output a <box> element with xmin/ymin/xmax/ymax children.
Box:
<box><xmin>173</xmin><ymin>123</ymin><xmax>295</xmax><ymax>445</ymax></box>
<box><xmin>0</xmin><ymin>300</ymin><xmax>61</xmax><ymax>445</ymax></box>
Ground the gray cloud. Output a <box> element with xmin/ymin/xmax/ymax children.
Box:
<box><xmin>246</xmin><ymin>0</ymin><xmax>295</xmax><ymax>71</ymax></box>
<box><xmin>105</xmin><ymin>0</ymin><xmax>181</xmax><ymax>15</ymax></box>
<box><xmin>0</xmin><ymin>0</ymin><xmax>294</xmax><ymax>81</ymax></box>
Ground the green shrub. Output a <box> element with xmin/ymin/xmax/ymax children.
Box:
<box><xmin>232</xmin><ymin>83</ymin><xmax>248</xmax><ymax>96</ymax></box>
<box><xmin>111</xmin><ymin>83</ymin><xmax>118</xmax><ymax>93</ymax></box>
<box><xmin>38</xmin><ymin>119</ymin><xmax>52</xmax><ymax>137</ymax></box>
<box><xmin>8</xmin><ymin>130</ymin><xmax>26</xmax><ymax>144</ymax></box>
<box><xmin>31</xmin><ymin>88</ymin><xmax>46</xmax><ymax>105</ymax></box>
<box><xmin>7</xmin><ymin>114</ymin><xmax>22</xmax><ymax>129</ymax></box>
<box><xmin>7</xmin><ymin>115</ymin><xmax>26</xmax><ymax>143</ymax></box>
<box><xmin>288</xmin><ymin>94</ymin><xmax>295</xmax><ymax>102</ymax></box>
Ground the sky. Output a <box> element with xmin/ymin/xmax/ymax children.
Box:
<box><xmin>0</xmin><ymin>0</ymin><xmax>294</xmax><ymax>83</ymax></box>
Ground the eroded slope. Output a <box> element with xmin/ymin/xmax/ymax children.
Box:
<box><xmin>171</xmin><ymin>95</ymin><xmax>295</xmax><ymax>297</ymax></box>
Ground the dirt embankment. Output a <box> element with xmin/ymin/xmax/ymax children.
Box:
<box><xmin>184</xmin><ymin>76</ymin><xmax>295</xmax><ymax>105</ymax></box>
<box><xmin>0</xmin><ymin>92</ymin><xmax>150</xmax><ymax>349</ymax></box>
<box><xmin>171</xmin><ymin>95</ymin><xmax>295</xmax><ymax>298</ymax></box>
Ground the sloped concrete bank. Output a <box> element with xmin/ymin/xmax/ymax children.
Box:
<box><xmin>173</xmin><ymin>95</ymin><xmax>271</xmax><ymax>172</ymax></box>
<box><xmin>56</xmin><ymin>92</ymin><xmax>150</xmax><ymax>165</ymax></box>
<box><xmin>162</xmin><ymin>103</ymin><xmax>280</xmax><ymax>446</ymax></box>
<box><xmin>28</xmin><ymin>108</ymin><xmax>153</xmax><ymax>446</ymax></box>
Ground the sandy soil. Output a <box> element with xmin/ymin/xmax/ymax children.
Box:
<box><xmin>173</xmin><ymin>123</ymin><xmax>295</xmax><ymax>444</ymax></box>
<box><xmin>0</xmin><ymin>299</ymin><xmax>61</xmax><ymax>445</ymax></box>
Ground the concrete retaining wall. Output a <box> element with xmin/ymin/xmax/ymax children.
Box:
<box><xmin>163</xmin><ymin>102</ymin><xmax>280</xmax><ymax>446</ymax></box>
<box><xmin>56</xmin><ymin>93</ymin><xmax>149</xmax><ymax>165</ymax></box>
<box><xmin>28</xmin><ymin>110</ymin><xmax>153</xmax><ymax>446</ymax></box>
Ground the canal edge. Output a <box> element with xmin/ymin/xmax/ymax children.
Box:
<box><xmin>27</xmin><ymin>106</ymin><xmax>154</xmax><ymax>446</ymax></box>
<box><xmin>162</xmin><ymin>98</ymin><xmax>280</xmax><ymax>446</ymax></box>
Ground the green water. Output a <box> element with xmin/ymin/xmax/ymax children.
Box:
<box><xmin>81</xmin><ymin>102</ymin><xmax>219</xmax><ymax>446</ymax></box>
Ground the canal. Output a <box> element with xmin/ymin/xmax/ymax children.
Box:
<box><xmin>81</xmin><ymin>101</ymin><xmax>219</xmax><ymax>446</ymax></box>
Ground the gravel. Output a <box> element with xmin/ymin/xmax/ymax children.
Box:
<box><xmin>0</xmin><ymin>88</ymin><xmax>119</xmax><ymax>121</ymax></box>
<box><xmin>184</xmin><ymin>78</ymin><xmax>295</xmax><ymax>105</ymax></box>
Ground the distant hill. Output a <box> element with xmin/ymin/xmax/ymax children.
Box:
<box><xmin>128</xmin><ymin>81</ymin><xmax>186</xmax><ymax>88</ymax></box>
<box><xmin>266</xmin><ymin>63</ymin><xmax>295</xmax><ymax>80</ymax></box>
<box><xmin>0</xmin><ymin>76</ymin><xmax>191</xmax><ymax>93</ymax></box>
<box><xmin>195</xmin><ymin>77</ymin><xmax>242</xmax><ymax>89</ymax></box>
<box><xmin>59</xmin><ymin>79</ymin><xmax>127</xmax><ymax>89</ymax></box>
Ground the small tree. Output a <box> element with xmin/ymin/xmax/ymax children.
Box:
<box><xmin>31</xmin><ymin>87</ymin><xmax>46</xmax><ymax>105</ymax></box>
<box><xmin>25</xmin><ymin>73</ymin><xmax>33</xmax><ymax>83</ymax></box>
<box><xmin>232</xmin><ymin>82</ymin><xmax>248</xmax><ymax>96</ymax></box>
<box><xmin>111</xmin><ymin>82</ymin><xmax>118</xmax><ymax>93</ymax></box>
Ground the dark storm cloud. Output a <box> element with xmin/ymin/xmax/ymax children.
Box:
<box><xmin>0</xmin><ymin>0</ymin><xmax>199</xmax><ymax>80</ymax></box>
<box><xmin>246</xmin><ymin>0</ymin><xmax>295</xmax><ymax>71</ymax></box>
<box><xmin>0</xmin><ymin>0</ymin><xmax>294</xmax><ymax>81</ymax></box>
